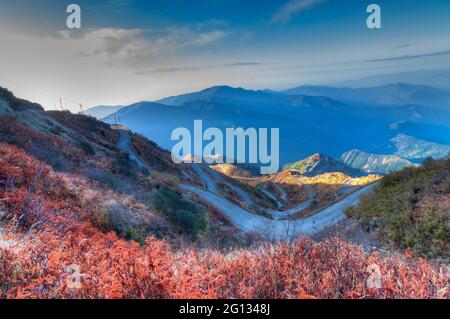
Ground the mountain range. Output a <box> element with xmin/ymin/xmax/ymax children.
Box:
<box><xmin>282</xmin><ymin>83</ymin><xmax>450</xmax><ymax>109</ymax></box>
<box><xmin>95</xmin><ymin>83</ymin><xmax>450</xmax><ymax>174</ymax></box>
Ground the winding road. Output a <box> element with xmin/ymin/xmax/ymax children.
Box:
<box><xmin>180</xmin><ymin>183</ymin><xmax>377</xmax><ymax>241</ymax></box>
<box><xmin>268</xmin><ymin>184</ymin><xmax>314</xmax><ymax>220</ymax></box>
<box><xmin>191</xmin><ymin>164</ymin><xmax>218</xmax><ymax>193</ymax></box>
<box><xmin>114</xmin><ymin>126</ymin><xmax>150</xmax><ymax>171</ymax></box>
<box><xmin>208</xmin><ymin>169</ymin><xmax>255</xmax><ymax>206</ymax></box>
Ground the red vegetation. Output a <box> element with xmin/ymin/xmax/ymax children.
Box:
<box><xmin>0</xmin><ymin>144</ymin><xmax>448</xmax><ymax>299</ymax></box>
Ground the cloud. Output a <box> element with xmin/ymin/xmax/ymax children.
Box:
<box><xmin>271</xmin><ymin>0</ymin><xmax>327</xmax><ymax>24</ymax></box>
<box><xmin>364</xmin><ymin>49</ymin><xmax>450</xmax><ymax>63</ymax></box>
<box><xmin>289</xmin><ymin>48</ymin><xmax>450</xmax><ymax>69</ymax></box>
<box><xmin>56</xmin><ymin>25</ymin><xmax>228</xmax><ymax>68</ymax></box>
<box><xmin>394</xmin><ymin>44</ymin><xmax>412</xmax><ymax>49</ymax></box>
<box><xmin>136</xmin><ymin>62</ymin><xmax>265</xmax><ymax>75</ymax></box>
<box><xmin>136</xmin><ymin>66</ymin><xmax>212</xmax><ymax>74</ymax></box>
<box><xmin>224</xmin><ymin>62</ymin><xmax>264</xmax><ymax>67</ymax></box>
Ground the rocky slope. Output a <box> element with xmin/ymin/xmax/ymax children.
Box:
<box><xmin>283</xmin><ymin>153</ymin><xmax>363</xmax><ymax>177</ymax></box>
<box><xmin>391</xmin><ymin>134</ymin><xmax>450</xmax><ymax>160</ymax></box>
<box><xmin>341</xmin><ymin>149</ymin><xmax>415</xmax><ymax>174</ymax></box>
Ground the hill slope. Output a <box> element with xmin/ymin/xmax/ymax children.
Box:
<box><xmin>283</xmin><ymin>153</ymin><xmax>363</xmax><ymax>177</ymax></box>
<box><xmin>341</xmin><ymin>149</ymin><xmax>415</xmax><ymax>174</ymax></box>
<box><xmin>0</xmin><ymin>87</ymin><xmax>258</xmax><ymax>247</ymax></box>
<box><xmin>347</xmin><ymin>157</ymin><xmax>450</xmax><ymax>258</ymax></box>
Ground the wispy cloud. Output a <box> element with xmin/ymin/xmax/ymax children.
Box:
<box><xmin>136</xmin><ymin>62</ymin><xmax>265</xmax><ymax>75</ymax></box>
<box><xmin>136</xmin><ymin>66</ymin><xmax>212</xmax><ymax>74</ymax></box>
<box><xmin>224</xmin><ymin>62</ymin><xmax>264</xmax><ymax>67</ymax></box>
<box><xmin>394</xmin><ymin>44</ymin><xmax>412</xmax><ymax>49</ymax></box>
<box><xmin>364</xmin><ymin>49</ymin><xmax>450</xmax><ymax>63</ymax></box>
<box><xmin>58</xmin><ymin>25</ymin><xmax>228</xmax><ymax>67</ymax></box>
<box><xmin>271</xmin><ymin>0</ymin><xmax>328</xmax><ymax>24</ymax></box>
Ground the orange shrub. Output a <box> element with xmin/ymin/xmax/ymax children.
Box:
<box><xmin>0</xmin><ymin>144</ymin><xmax>448</xmax><ymax>299</ymax></box>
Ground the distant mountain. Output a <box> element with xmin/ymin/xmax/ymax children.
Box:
<box><xmin>341</xmin><ymin>150</ymin><xmax>415</xmax><ymax>174</ymax></box>
<box><xmin>102</xmin><ymin>84</ymin><xmax>450</xmax><ymax>170</ymax></box>
<box><xmin>158</xmin><ymin>86</ymin><xmax>276</xmax><ymax>106</ymax></box>
<box><xmin>337</xmin><ymin>69</ymin><xmax>450</xmax><ymax>91</ymax></box>
<box><xmin>83</xmin><ymin>105</ymin><xmax>124</xmax><ymax>119</ymax></box>
<box><xmin>283</xmin><ymin>153</ymin><xmax>363</xmax><ymax>177</ymax></box>
<box><xmin>104</xmin><ymin>86</ymin><xmax>360</xmax><ymax>165</ymax></box>
<box><xmin>282</xmin><ymin>83</ymin><xmax>450</xmax><ymax>109</ymax></box>
<box><xmin>391</xmin><ymin>134</ymin><xmax>450</xmax><ymax>160</ymax></box>
<box><xmin>157</xmin><ymin>85</ymin><xmax>348</xmax><ymax>111</ymax></box>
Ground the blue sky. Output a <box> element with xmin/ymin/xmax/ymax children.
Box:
<box><xmin>0</xmin><ymin>0</ymin><xmax>449</xmax><ymax>109</ymax></box>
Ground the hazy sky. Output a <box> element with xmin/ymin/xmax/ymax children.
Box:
<box><xmin>0</xmin><ymin>0</ymin><xmax>449</xmax><ymax>111</ymax></box>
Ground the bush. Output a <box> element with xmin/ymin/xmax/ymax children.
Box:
<box><xmin>346</xmin><ymin>158</ymin><xmax>450</xmax><ymax>258</ymax></box>
<box><xmin>152</xmin><ymin>187</ymin><xmax>206</xmax><ymax>238</ymax></box>
<box><xmin>92</xmin><ymin>209</ymin><xmax>146</xmax><ymax>244</ymax></box>
<box><xmin>79</xmin><ymin>141</ymin><xmax>95</xmax><ymax>155</ymax></box>
<box><xmin>150</xmin><ymin>171</ymin><xmax>180</xmax><ymax>187</ymax></box>
<box><xmin>113</xmin><ymin>154</ymin><xmax>135</xmax><ymax>178</ymax></box>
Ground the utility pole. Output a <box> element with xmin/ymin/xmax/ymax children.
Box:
<box><xmin>59</xmin><ymin>97</ymin><xmax>63</xmax><ymax>111</ymax></box>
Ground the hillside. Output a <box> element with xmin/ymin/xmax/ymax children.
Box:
<box><xmin>283</xmin><ymin>153</ymin><xmax>363</xmax><ymax>177</ymax></box>
<box><xmin>209</xmin><ymin>163</ymin><xmax>258</xmax><ymax>178</ymax></box>
<box><xmin>391</xmin><ymin>134</ymin><xmax>450</xmax><ymax>160</ymax></box>
<box><xmin>1</xmin><ymin>145</ymin><xmax>447</xmax><ymax>298</ymax></box>
<box><xmin>347</xmin><ymin>157</ymin><xmax>450</xmax><ymax>258</ymax></box>
<box><xmin>341</xmin><ymin>149</ymin><xmax>415</xmax><ymax>174</ymax></box>
<box><xmin>0</xmin><ymin>87</ymin><xmax>448</xmax><ymax>299</ymax></box>
<box><xmin>0</xmin><ymin>87</ymin><xmax>262</xmax><ymax>248</ymax></box>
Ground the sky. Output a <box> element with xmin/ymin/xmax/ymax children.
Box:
<box><xmin>0</xmin><ymin>0</ymin><xmax>449</xmax><ymax>111</ymax></box>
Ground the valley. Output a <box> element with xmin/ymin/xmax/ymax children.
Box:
<box><xmin>180</xmin><ymin>182</ymin><xmax>378</xmax><ymax>240</ymax></box>
<box><xmin>0</xmin><ymin>86</ymin><xmax>448</xmax><ymax>299</ymax></box>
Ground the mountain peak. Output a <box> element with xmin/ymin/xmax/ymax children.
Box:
<box><xmin>283</xmin><ymin>153</ymin><xmax>363</xmax><ymax>177</ymax></box>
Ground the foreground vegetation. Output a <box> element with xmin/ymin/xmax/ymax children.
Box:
<box><xmin>347</xmin><ymin>157</ymin><xmax>450</xmax><ymax>258</ymax></box>
<box><xmin>1</xmin><ymin>144</ymin><xmax>448</xmax><ymax>299</ymax></box>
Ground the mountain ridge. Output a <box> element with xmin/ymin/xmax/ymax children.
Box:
<box><xmin>282</xmin><ymin>83</ymin><xmax>450</xmax><ymax>108</ymax></box>
<box><xmin>283</xmin><ymin>153</ymin><xmax>363</xmax><ymax>177</ymax></box>
<box><xmin>100</xmin><ymin>83</ymin><xmax>450</xmax><ymax>168</ymax></box>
